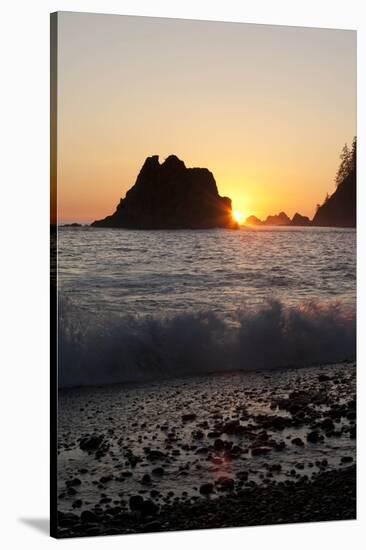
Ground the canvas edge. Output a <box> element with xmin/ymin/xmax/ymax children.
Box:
<box><xmin>50</xmin><ymin>10</ymin><xmax>59</xmax><ymax>539</ymax></box>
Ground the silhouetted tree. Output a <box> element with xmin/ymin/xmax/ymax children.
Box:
<box><xmin>350</xmin><ymin>136</ymin><xmax>357</xmax><ymax>172</ymax></box>
<box><xmin>335</xmin><ymin>137</ymin><xmax>356</xmax><ymax>188</ymax></box>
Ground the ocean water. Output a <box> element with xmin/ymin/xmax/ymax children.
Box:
<box><xmin>56</xmin><ymin>226</ymin><xmax>356</xmax><ymax>521</ymax></box>
<box><xmin>57</xmin><ymin>226</ymin><xmax>356</xmax><ymax>387</ymax></box>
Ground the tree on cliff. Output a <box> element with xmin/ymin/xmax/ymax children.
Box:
<box><xmin>335</xmin><ymin>137</ymin><xmax>356</xmax><ymax>188</ymax></box>
<box><xmin>312</xmin><ymin>137</ymin><xmax>356</xmax><ymax>228</ymax></box>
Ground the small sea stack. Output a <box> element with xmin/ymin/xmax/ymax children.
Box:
<box><xmin>290</xmin><ymin>213</ymin><xmax>311</xmax><ymax>226</ymax></box>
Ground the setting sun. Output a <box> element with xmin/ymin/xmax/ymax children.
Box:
<box><xmin>232</xmin><ymin>210</ymin><xmax>243</xmax><ymax>224</ymax></box>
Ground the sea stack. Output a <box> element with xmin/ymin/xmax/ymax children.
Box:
<box><xmin>290</xmin><ymin>213</ymin><xmax>311</xmax><ymax>226</ymax></box>
<box><xmin>263</xmin><ymin>212</ymin><xmax>291</xmax><ymax>226</ymax></box>
<box><xmin>245</xmin><ymin>215</ymin><xmax>263</xmax><ymax>226</ymax></box>
<box><xmin>92</xmin><ymin>155</ymin><xmax>238</xmax><ymax>229</ymax></box>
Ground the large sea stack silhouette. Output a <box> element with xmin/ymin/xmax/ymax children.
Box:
<box><xmin>92</xmin><ymin>155</ymin><xmax>238</xmax><ymax>229</ymax></box>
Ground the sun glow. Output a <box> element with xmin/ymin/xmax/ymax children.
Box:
<box><xmin>232</xmin><ymin>210</ymin><xmax>243</xmax><ymax>223</ymax></box>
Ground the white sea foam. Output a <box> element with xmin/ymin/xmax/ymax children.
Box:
<box><xmin>58</xmin><ymin>298</ymin><xmax>355</xmax><ymax>387</ymax></box>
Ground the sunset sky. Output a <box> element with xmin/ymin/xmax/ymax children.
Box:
<box><xmin>56</xmin><ymin>12</ymin><xmax>356</xmax><ymax>223</ymax></box>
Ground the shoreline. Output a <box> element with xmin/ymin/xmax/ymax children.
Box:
<box><xmin>57</xmin><ymin>363</ymin><xmax>356</xmax><ymax>538</ymax></box>
<box><xmin>58</xmin><ymin>359</ymin><xmax>356</xmax><ymax>393</ymax></box>
<box><xmin>57</xmin><ymin>465</ymin><xmax>356</xmax><ymax>538</ymax></box>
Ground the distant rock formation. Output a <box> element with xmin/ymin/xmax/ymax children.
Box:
<box><xmin>243</xmin><ymin>138</ymin><xmax>357</xmax><ymax>229</ymax></box>
<box><xmin>245</xmin><ymin>215</ymin><xmax>263</xmax><ymax>226</ymax></box>
<box><xmin>263</xmin><ymin>212</ymin><xmax>291</xmax><ymax>226</ymax></box>
<box><xmin>245</xmin><ymin>211</ymin><xmax>310</xmax><ymax>227</ymax></box>
<box><xmin>92</xmin><ymin>155</ymin><xmax>238</xmax><ymax>230</ymax></box>
<box><xmin>290</xmin><ymin>213</ymin><xmax>311</xmax><ymax>226</ymax></box>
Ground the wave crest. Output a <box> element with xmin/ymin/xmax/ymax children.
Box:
<box><xmin>58</xmin><ymin>299</ymin><xmax>356</xmax><ymax>387</ymax></box>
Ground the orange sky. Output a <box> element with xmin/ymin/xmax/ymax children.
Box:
<box><xmin>56</xmin><ymin>12</ymin><xmax>356</xmax><ymax>223</ymax></box>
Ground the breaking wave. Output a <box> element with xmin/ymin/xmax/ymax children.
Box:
<box><xmin>58</xmin><ymin>299</ymin><xmax>356</xmax><ymax>388</ymax></box>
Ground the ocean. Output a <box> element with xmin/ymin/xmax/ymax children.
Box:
<box><xmin>56</xmin><ymin>225</ymin><xmax>356</xmax><ymax>534</ymax></box>
<box><xmin>57</xmin><ymin>226</ymin><xmax>356</xmax><ymax>388</ymax></box>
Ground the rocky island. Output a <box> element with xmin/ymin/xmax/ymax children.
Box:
<box><xmin>290</xmin><ymin>213</ymin><xmax>311</xmax><ymax>226</ymax></box>
<box><xmin>92</xmin><ymin>155</ymin><xmax>238</xmax><ymax>230</ymax></box>
<box><xmin>245</xmin><ymin>211</ymin><xmax>310</xmax><ymax>227</ymax></box>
